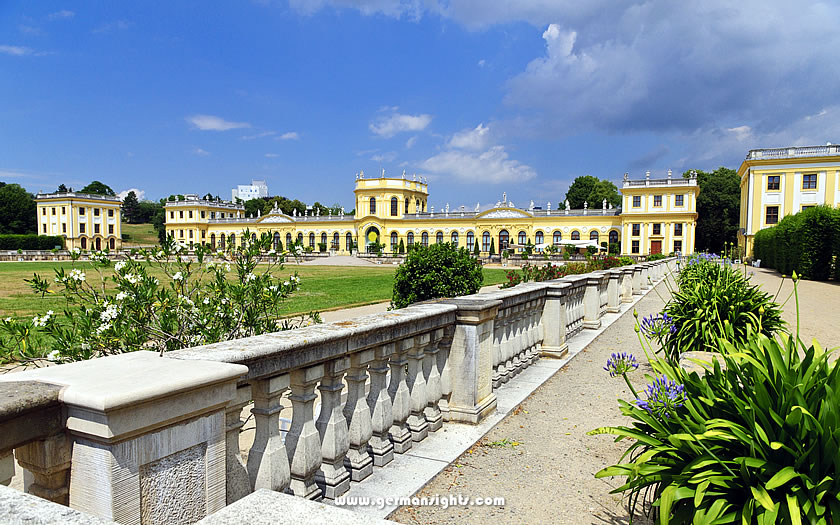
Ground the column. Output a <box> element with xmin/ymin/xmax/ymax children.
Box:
<box><xmin>632</xmin><ymin>265</ymin><xmax>643</xmax><ymax>295</ymax></box>
<box><xmin>620</xmin><ymin>268</ymin><xmax>634</xmax><ymax>303</ymax></box>
<box><xmin>606</xmin><ymin>270</ymin><xmax>622</xmax><ymax>313</ymax></box>
<box><xmin>541</xmin><ymin>282</ymin><xmax>570</xmax><ymax>358</ymax></box>
<box><xmin>583</xmin><ymin>275</ymin><xmax>602</xmax><ymax>329</ymax></box>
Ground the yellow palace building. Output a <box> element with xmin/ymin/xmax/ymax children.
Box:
<box><xmin>35</xmin><ymin>191</ymin><xmax>122</xmax><ymax>251</ymax></box>
<box><xmin>738</xmin><ymin>144</ymin><xmax>840</xmax><ymax>256</ymax></box>
<box><xmin>165</xmin><ymin>171</ymin><xmax>699</xmax><ymax>257</ymax></box>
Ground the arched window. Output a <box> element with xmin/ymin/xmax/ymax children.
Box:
<box><xmin>407</xmin><ymin>232</ymin><xmax>414</xmax><ymax>246</ymax></box>
<box><xmin>95</xmin><ymin>238</ymin><xmax>101</xmax><ymax>251</ymax></box>
<box><xmin>391</xmin><ymin>197</ymin><xmax>398</xmax><ymax>216</ymax></box>
<box><xmin>273</xmin><ymin>232</ymin><xmax>281</xmax><ymax>251</ymax></box>
<box><xmin>571</xmin><ymin>231</ymin><xmax>580</xmax><ymax>240</ymax></box>
<box><xmin>333</xmin><ymin>232</ymin><xmax>339</xmax><ymax>249</ymax></box>
<box><xmin>436</xmin><ymin>231</ymin><xmax>443</xmax><ymax>244</ymax></box>
<box><xmin>81</xmin><ymin>237</ymin><xmax>87</xmax><ymax>250</ymax></box>
<box><xmin>466</xmin><ymin>231</ymin><xmax>474</xmax><ymax>250</ymax></box>
<box><xmin>451</xmin><ymin>231</ymin><xmax>458</xmax><ymax>247</ymax></box>
<box><xmin>553</xmin><ymin>231</ymin><xmax>562</xmax><ymax>245</ymax></box>
<box><xmin>405</xmin><ymin>198</ymin><xmax>410</xmax><ymax>213</ymax></box>
<box><xmin>346</xmin><ymin>232</ymin><xmax>353</xmax><ymax>251</ymax></box>
<box><xmin>251</xmin><ymin>233</ymin><xmax>257</xmax><ymax>245</ymax></box>
<box><xmin>482</xmin><ymin>231</ymin><xmax>490</xmax><ymax>252</ymax></box>
<box><xmin>518</xmin><ymin>231</ymin><xmax>527</xmax><ymax>246</ymax></box>
<box><xmin>369</xmin><ymin>197</ymin><xmax>376</xmax><ymax>215</ymax></box>
<box><xmin>211</xmin><ymin>233</ymin><xmax>216</xmax><ymax>249</ymax></box>
<box><xmin>219</xmin><ymin>234</ymin><xmax>225</xmax><ymax>249</ymax></box>
<box><xmin>321</xmin><ymin>233</ymin><xmax>327</xmax><ymax>246</ymax></box>
<box><xmin>229</xmin><ymin>234</ymin><xmax>236</xmax><ymax>248</ymax></box>
<box><xmin>499</xmin><ymin>230</ymin><xmax>509</xmax><ymax>250</ymax></box>
<box><xmin>309</xmin><ymin>233</ymin><xmax>315</xmax><ymax>247</ymax></box>
<box><xmin>390</xmin><ymin>232</ymin><xmax>398</xmax><ymax>248</ymax></box>
<box><xmin>421</xmin><ymin>232</ymin><xmax>429</xmax><ymax>247</ymax></box>
<box><xmin>286</xmin><ymin>233</ymin><xmax>292</xmax><ymax>248</ymax></box>
<box><xmin>609</xmin><ymin>230</ymin><xmax>619</xmax><ymax>244</ymax></box>
<box><xmin>590</xmin><ymin>230</ymin><xmax>599</xmax><ymax>243</ymax></box>
<box><xmin>297</xmin><ymin>233</ymin><xmax>303</xmax><ymax>244</ymax></box>
<box><xmin>241</xmin><ymin>235</ymin><xmax>247</xmax><ymax>248</ymax></box>
<box><xmin>109</xmin><ymin>238</ymin><xmax>115</xmax><ymax>250</ymax></box>
<box><xmin>416</xmin><ymin>199</ymin><xmax>420</xmax><ymax>212</ymax></box>
<box><xmin>535</xmin><ymin>231</ymin><xmax>544</xmax><ymax>246</ymax></box>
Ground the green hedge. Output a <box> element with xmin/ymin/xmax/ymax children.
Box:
<box><xmin>753</xmin><ymin>205</ymin><xmax>840</xmax><ymax>280</ymax></box>
<box><xmin>0</xmin><ymin>235</ymin><xmax>64</xmax><ymax>250</ymax></box>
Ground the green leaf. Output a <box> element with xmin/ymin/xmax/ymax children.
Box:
<box><xmin>785</xmin><ymin>493</ymin><xmax>802</xmax><ymax>525</ymax></box>
<box><xmin>751</xmin><ymin>485</ymin><xmax>775</xmax><ymax>511</ymax></box>
<box><xmin>766</xmin><ymin>466</ymin><xmax>800</xmax><ymax>491</ymax></box>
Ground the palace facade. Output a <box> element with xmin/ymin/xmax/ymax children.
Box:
<box><xmin>35</xmin><ymin>192</ymin><xmax>122</xmax><ymax>251</ymax></box>
<box><xmin>738</xmin><ymin>145</ymin><xmax>840</xmax><ymax>256</ymax></box>
<box><xmin>165</xmin><ymin>172</ymin><xmax>699</xmax><ymax>257</ymax></box>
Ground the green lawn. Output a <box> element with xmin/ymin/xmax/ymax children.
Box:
<box><xmin>121</xmin><ymin>223</ymin><xmax>160</xmax><ymax>247</ymax></box>
<box><xmin>0</xmin><ymin>261</ymin><xmax>509</xmax><ymax>320</ymax></box>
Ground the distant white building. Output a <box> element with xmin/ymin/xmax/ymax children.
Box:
<box><xmin>231</xmin><ymin>179</ymin><xmax>269</xmax><ymax>201</ymax></box>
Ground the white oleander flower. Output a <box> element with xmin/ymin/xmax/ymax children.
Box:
<box><xmin>172</xmin><ymin>272</ymin><xmax>183</xmax><ymax>281</ymax></box>
<box><xmin>125</xmin><ymin>273</ymin><xmax>139</xmax><ymax>284</ymax></box>
<box><xmin>116</xmin><ymin>291</ymin><xmax>128</xmax><ymax>301</ymax></box>
<box><xmin>245</xmin><ymin>272</ymin><xmax>257</xmax><ymax>282</ymax></box>
<box><xmin>114</xmin><ymin>261</ymin><xmax>126</xmax><ymax>273</ymax></box>
<box><xmin>4</xmin><ymin>317</ymin><xmax>10</xmax><ymax>323</ymax></box>
<box><xmin>47</xmin><ymin>350</ymin><xmax>60</xmax><ymax>362</ymax></box>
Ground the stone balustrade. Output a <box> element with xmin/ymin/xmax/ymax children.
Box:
<box><xmin>0</xmin><ymin>258</ymin><xmax>675</xmax><ymax>524</ymax></box>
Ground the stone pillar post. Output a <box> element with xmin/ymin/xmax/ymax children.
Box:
<box><xmin>225</xmin><ymin>385</ymin><xmax>251</xmax><ymax>504</ymax></box>
<box><xmin>491</xmin><ymin>317</ymin><xmax>505</xmax><ymax>388</ymax></box>
<box><xmin>620</xmin><ymin>268</ymin><xmax>634</xmax><ymax>303</ymax></box>
<box><xmin>437</xmin><ymin>327</ymin><xmax>454</xmax><ymax>421</ymax></box>
<box><xmin>249</xmin><ymin>375</ymin><xmax>290</xmax><ymax>494</ymax></box>
<box><xmin>343</xmin><ymin>350</ymin><xmax>374</xmax><ymax>481</ymax></box>
<box><xmin>443</xmin><ymin>298</ymin><xmax>501</xmax><ymax>424</ymax></box>
<box><xmin>287</xmin><ymin>364</ymin><xmax>324</xmax><ymax>500</ymax></box>
<box><xmin>640</xmin><ymin>263</ymin><xmax>651</xmax><ymax>290</ymax></box>
<box><xmin>387</xmin><ymin>341</ymin><xmax>412</xmax><ymax>453</ymax></box>
<box><xmin>423</xmin><ymin>329</ymin><xmax>444</xmax><ymax>432</ymax></box>
<box><xmin>606</xmin><ymin>269</ymin><xmax>622</xmax><ymax>313</ymax></box>
<box><xmin>632</xmin><ymin>265</ymin><xmax>643</xmax><ymax>295</ymax></box>
<box><xmin>15</xmin><ymin>434</ymin><xmax>71</xmax><ymax>505</ymax></box>
<box><xmin>500</xmin><ymin>315</ymin><xmax>513</xmax><ymax>384</ymax></box>
<box><xmin>367</xmin><ymin>344</ymin><xmax>395</xmax><ymax>467</ymax></box>
<box><xmin>314</xmin><ymin>358</ymin><xmax>350</xmax><ymax>500</ymax></box>
<box><xmin>509</xmin><ymin>306</ymin><xmax>523</xmax><ymax>377</ymax></box>
<box><xmin>583</xmin><ymin>274</ymin><xmax>603</xmax><ymax>329</ymax></box>
<box><xmin>541</xmin><ymin>282</ymin><xmax>570</xmax><ymax>358</ymax></box>
<box><xmin>406</xmin><ymin>334</ymin><xmax>430</xmax><ymax>442</ymax></box>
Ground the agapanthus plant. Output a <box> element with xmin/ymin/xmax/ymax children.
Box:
<box><xmin>634</xmin><ymin>375</ymin><xmax>684</xmax><ymax>419</ymax></box>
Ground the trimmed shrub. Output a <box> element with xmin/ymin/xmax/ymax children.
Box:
<box><xmin>390</xmin><ymin>243</ymin><xmax>483</xmax><ymax>309</ymax></box>
<box><xmin>0</xmin><ymin>234</ymin><xmax>64</xmax><ymax>250</ymax></box>
<box><xmin>753</xmin><ymin>206</ymin><xmax>840</xmax><ymax>280</ymax></box>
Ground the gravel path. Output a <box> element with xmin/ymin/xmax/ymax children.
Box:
<box><xmin>390</xmin><ymin>282</ymin><xmax>671</xmax><ymax>525</ymax></box>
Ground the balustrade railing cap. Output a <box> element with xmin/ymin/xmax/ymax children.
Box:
<box><xmin>0</xmin><ymin>381</ymin><xmax>64</xmax><ymax>453</ymax></box>
<box><xmin>442</xmin><ymin>296</ymin><xmax>502</xmax><ymax>324</ymax></box>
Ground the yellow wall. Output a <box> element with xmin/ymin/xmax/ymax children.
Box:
<box><xmin>35</xmin><ymin>194</ymin><xmax>122</xmax><ymax>251</ymax></box>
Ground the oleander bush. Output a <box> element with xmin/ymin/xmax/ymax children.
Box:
<box><xmin>390</xmin><ymin>243</ymin><xmax>483</xmax><ymax>309</ymax></box>
<box><xmin>661</xmin><ymin>254</ymin><xmax>783</xmax><ymax>360</ymax></box>
<box><xmin>593</xmin><ymin>278</ymin><xmax>840</xmax><ymax>523</ymax></box>
<box><xmin>0</xmin><ymin>234</ymin><xmax>65</xmax><ymax>250</ymax></box>
<box><xmin>753</xmin><ymin>205</ymin><xmax>840</xmax><ymax>280</ymax></box>
<box><xmin>0</xmin><ymin>231</ymin><xmax>316</xmax><ymax>364</ymax></box>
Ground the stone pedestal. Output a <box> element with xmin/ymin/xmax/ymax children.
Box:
<box><xmin>606</xmin><ymin>270</ymin><xmax>622</xmax><ymax>313</ymax></box>
<box><xmin>443</xmin><ymin>298</ymin><xmax>501</xmax><ymax>424</ymax></box>
<box><xmin>540</xmin><ymin>282</ymin><xmax>570</xmax><ymax>359</ymax></box>
<box><xmin>632</xmin><ymin>266</ymin><xmax>643</xmax><ymax>295</ymax></box>
<box><xmin>582</xmin><ymin>276</ymin><xmax>602</xmax><ymax>330</ymax></box>
<box><xmin>0</xmin><ymin>351</ymin><xmax>247</xmax><ymax>524</ymax></box>
<box><xmin>620</xmin><ymin>268</ymin><xmax>634</xmax><ymax>303</ymax></box>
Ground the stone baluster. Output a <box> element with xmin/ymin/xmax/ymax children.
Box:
<box><xmin>437</xmin><ymin>327</ymin><xmax>454</xmax><ymax>421</ymax></box>
<box><xmin>541</xmin><ymin>282</ymin><xmax>570</xmax><ymax>358</ymax></box>
<box><xmin>606</xmin><ymin>270</ymin><xmax>622</xmax><ymax>313</ymax></box>
<box><xmin>1</xmin><ymin>451</ymin><xmax>13</xmax><ymax>486</ymax></box>
<box><xmin>492</xmin><ymin>316</ymin><xmax>506</xmax><ymax>388</ymax></box>
<box><xmin>406</xmin><ymin>334</ymin><xmax>430</xmax><ymax>442</ymax></box>
<box><xmin>387</xmin><ymin>340</ymin><xmax>412</xmax><ymax>453</ymax></box>
<box><xmin>286</xmin><ymin>364</ymin><xmax>324</xmax><ymax>499</ymax></box>
<box><xmin>621</xmin><ymin>268</ymin><xmax>634</xmax><ymax>303</ymax></box>
<box><xmin>15</xmin><ymin>434</ymin><xmax>71</xmax><ymax>505</ymax></box>
<box><xmin>640</xmin><ymin>263</ymin><xmax>651</xmax><ymax>290</ymax></box>
<box><xmin>248</xmin><ymin>375</ymin><xmax>291</xmax><ymax>493</ymax></box>
<box><xmin>632</xmin><ymin>265</ymin><xmax>643</xmax><ymax>295</ymax></box>
<box><xmin>444</xmin><ymin>297</ymin><xmax>501</xmax><ymax>424</ymax></box>
<box><xmin>367</xmin><ymin>344</ymin><xmax>395</xmax><ymax>467</ymax></box>
<box><xmin>315</xmin><ymin>358</ymin><xmax>350</xmax><ymax>499</ymax></box>
<box><xmin>343</xmin><ymin>350</ymin><xmax>374</xmax><ymax>481</ymax></box>
<box><xmin>509</xmin><ymin>307</ymin><xmax>523</xmax><ymax>377</ymax></box>
<box><xmin>583</xmin><ymin>274</ymin><xmax>603</xmax><ymax>329</ymax></box>
<box><xmin>423</xmin><ymin>329</ymin><xmax>444</xmax><ymax>432</ymax></box>
<box><xmin>521</xmin><ymin>302</ymin><xmax>534</xmax><ymax>367</ymax></box>
<box><xmin>226</xmin><ymin>385</ymin><xmax>252</xmax><ymax>503</ymax></box>
<box><xmin>530</xmin><ymin>300</ymin><xmax>544</xmax><ymax>364</ymax></box>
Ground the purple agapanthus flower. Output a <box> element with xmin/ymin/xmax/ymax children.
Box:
<box><xmin>639</xmin><ymin>313</ymin><xmax>677</xmax><ymax>343</ymax></box>
<box><xmin>636</xmin><ymin>375</ymin><xmax>685</xmax><ymax>419</ymax></box>
<box><xmin>604</xmin><ymin>352</ymin><xmax>639</xmax><ymax>377</ymax></box>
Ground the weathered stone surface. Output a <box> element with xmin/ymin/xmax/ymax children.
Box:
<box><xmin>0</xmin><ymin>382</ymin><xmax>63</xmax><ymax>453</ymax></box>
<box><xmin>197</xmin><ymin>489</ymin><xmax>398</xmax><ymax>525</ymax></box>
<box><xmin>0</xmin><ymin>484</ymin><xmax>114</xmax><ymax>524</ymax></box>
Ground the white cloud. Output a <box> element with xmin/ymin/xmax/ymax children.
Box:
<box><xmin>421</xmin><ymin>145</ymin><xmax>536</xmax><ymax>184</ymax></box>
<box><xmin>405</xmin><ymin>136</ymin><xmax>418</xmax><ymax>149</ymax></box>
<box><xmin>727</xmin><ymin>126</ymin><xmax>752</xmax><ymax>142</ymax></box>
<box><xmin>477</xmin><ymin>59</ymin><xmax>486</xmax><ymax>68</ymax></box>
<box><xmin>0</xmin><ymin>45</ymin><xmax>40</xmax><ymax>56</ymax></box>
<box><xmin>371</xmin><ymin>152</ymin><xmax>397</xmax><ymax>163</ymax></box>
<box><xmin>241</xmin><ymin>131</ymin><xmax>276</xmax><ymax>140</ymax></box>
<box><xmin>48</xmin><ymin>10</ymin><xmax>75</xmax><ymax>20</ymax></box>
<box><xmin>278</xmin><ymin>131</ymin><xmax>299</xmax><ymax>140</ymax></box>
<box><xmin>265</xmin><ymin>153</ymin><xmax>280</xmax><ymax>158</ymax></box>
<box><xmin>117</xmin><ymin>188</ymin><xmax>145</xmax><ymax>201</ymax></box>
<box><xmin>192</xmin><ymin>147</ymin><xmax>211</xmax><ymax>156</ymax></box>
<box><xmin>186</xmin><ymin>114</ymin><xmax>251</xmax><ymax>131</ymax></box>
<box><xmin>449</xmin><ymin>123</ymin><xmax>491</xmax><ymax>150</ymax></box>
<box><xmin>369</xmin><ymin>110</ymin><xmax>432</xmax><ymax>138</ymax></box>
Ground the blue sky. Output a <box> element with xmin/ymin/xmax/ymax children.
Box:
<box><xmin>2</xmin><ymin>1</ymin><xmax>839</xmax><ymax>210</ymax></box>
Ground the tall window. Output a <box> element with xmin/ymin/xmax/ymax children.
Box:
<box><xmin>451</xmin><ymin>231</ymin><xmax>458</xmax><ymax>247</ymax></box>
<box><xmin>421</xmin><ymin>232</ymin><xmax>429</xmax><ymax>247</ymax></box>
<box><xmin>767</xmin><ymin>176</ymin><xmax>780</xmax><ymax>190</ymax></box>
<box><xmin>297</xmin><ymin>233</ymin><xmax>303</xmax><ymax>245</ymax></box>
<box><xmin>188</xmin><ymin>211</ymin><xmax>193</xmax><ymax>219</ymax></box>
<box><xmin>333</xmin><ymin>232</ymin><xmax>339</xmax><ymax>249</ymax></box>
<box><xmin>653</xmin><ymin>195</ymin><xmax>662</xmax><ymax>207</ymax></box>
<box><xmin>632</xmin><ymin>223</ymin><xmax>640</xmax><ymax>236</ymax></box>
<box><xmin>675</xmin><ymin>194</ymin><xmax>685</xmax><ymax>206</ymax></box>
<box><xmin>632</xmin><ymin>240</ymin><xmax>640</xmax><ymax>254</ymax></box>
<box><xmin>405</xmin><ymin>198</ymin><xmax>410</xmax><ymax>213</ymax></box>
<box><xmin>482</xmin><ymin>231</ymin><xmax>490</xmax><ymax>252</ymax></box>
<box><xmin>466</xmin><ymin>231</ymin><xmax>474</xmax><ymax>249</ymax></box>
<box><xmin>518</xmin><ymin>231</ymin><xmax>527</xmax><ymax>246</ymax></box>
<box><xmin>674</xmin><ymin>223</ymin><xmax>683</xmax><ymax>236</ymax></box>
<box><xmin>229</xmin><ymin>234</ymin><xmax>235</xmax><ymax>247</ymax></box>
<box><xmin>80</xmin><ymin>224</ymin><xmax>85</xmax><ymax>234</ymax></box>
<box><xmin>220</xmin><ymin>234</ymin><xmax>225</xmax><ymax>249</ymax></box>
<box><xmin>391</xmin><ymin>197</ymin><xmax>398</xmax><ymax>216</ymax></box>
<box><xmin>499</xmin><ymin>230</ymin><xmax>509</xmax><ymax>250</ymax></box>
<box><xmin>535</xmin><ymin>231</ymin><xmax>543</xmax><ymax>246</ymax></box>
<box><xmin>653</xmin><ymin>223</ymin><xmax>661</xmax><ymax>235</ymax></box>
<box><xmin>571</xmin><ymin>231</ymin><xmax>580</xmax><ymax>240</ymax></box>
<box><xmin>609</xmin><ymin>230</ymin><xmax>619</xmax><ymax>244</ymax></box>
<box><xmin>407</xmin><ymin>232</ymin><xmax>414</xmax><ymax>246</ymax></box>
<box><xmin>803</xmin><ymin>173</ymin><xmax>817</xmax><ymax>189</ymax></box>
<box><xmin>369</xmin><ymin>197</ymin><xmax>376</xmax><ymax>214</ymax></box>
<box><xmin>177</xmin><ymin>210</ymin><xmax>181</xmax><ymax>219</ymax></box>
<box><xmin>273</xmin><ymin>233</ymin><xmax>280</xmax><ymax>250</ymax></box>
<box><xmin>390</xmin><ymin>232</ymin><xmax>397</xmax><ymax>249</ymax></box>
<box><xmin>309</xmin><ymin>233</ymin><xmax>315</xmax><ymax>247</ymax></box>
<box><xmin>286</xmin><ymin>233</ymin><xmax>292</xmax><ymax>247</ymax></box>
<box><xmin>674</xmin><ymin>240</ymin><xmax>683</xmax><ymax>253</ymax></box>
<box><xmin>108</xmin><ymin>225</ymin><xmax>114</xmax><ymax>234</ymax></box>
<box><xmin>553</xmin><ymin>231</ymin><xmax>562</xmax><ymax>245</ymax></box>
<box><xmin>632</xmin><ymin>196</ymin><xmax>641</xmax><ymax>207</ymax></box>
<box><xmin>589</xmin><ymin>230</ymin><xmax>599</xmax><ymax>243</ymax></box>
<box><xmin>346</xmin><ymin>232</ymin><xmax>353</xmax><ymax>251</ymax></box>
<box><xmin>766</xmin><ymin>206</ymin><xmax>779</xmax><ymax>224</ymax></box>
<box><xmin>321</xmin><ymin>233</ymin><xmax>327</xmax><ymax>246</ymax></box>
<box><xmin>436</xmin><ymin>231</ymin><xmax>443</xmax><ymax>244</ymax></box>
